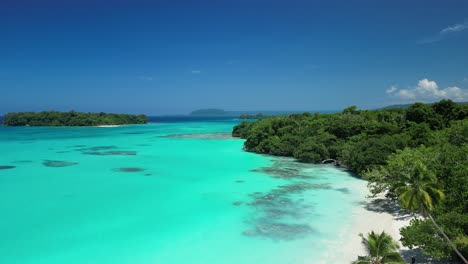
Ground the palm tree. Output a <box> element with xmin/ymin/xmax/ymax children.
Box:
<box><xmin>352</xmin><ymin>231</ymin><xmax>405</xmax><ymax>264</ymax></box>
<box><xmin>396</xmin><ymin>161</ymin><xmax>468</xmax><ymax>263</ymax></box>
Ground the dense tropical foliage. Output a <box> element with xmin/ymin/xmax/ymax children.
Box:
<box><xmin>352</xmin><ymin>231</ymin><xmax>405</xmax><ymax>264</ymax></box>
<box><xmin>232</xmin><ymin>100</ymin><xmax>467</xmax><ymax>261</ymax></box>
<box><xmin>2</xmin><ymin>111</ymin><xmax>147</xmax><ymax>126</ymax></box>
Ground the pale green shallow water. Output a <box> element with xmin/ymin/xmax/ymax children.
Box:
<box><xmin>0</xmin><ymin>121</ymin><xmax>368</xmax><ymax>264</ymax></box>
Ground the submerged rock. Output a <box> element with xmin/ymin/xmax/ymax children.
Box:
<box><xmin>254</xmin><ymin>221</ymin><xmax>314</xmax><ymax>240</ymax></box>
<box><xmin>251</xmin><ymin>167</ymin><xmax>311</xmax><ymax>180</ymax></box>
<box><xmin>56</xmin><ymin>150</ymin><xmax>71</xmax><ymax>153</ymax></box>
<box><xmin>0</xmin><ymin>165</ymin><xmax>16</xmax><ymax>170</ymax></box>
<box><xmin>43</xmin><ymin>160</ymin><xmax>78</xmax><ymax>167</ymax></box>
<box><xmin>335</xmin><ymin>187</ymin><xmax>350</xmax><ymax>194</ymax></box>
<box><xmin>242</xmin><ymin>220</ymin><xmax>314</xmax><ymax>240</ymax></box>
<box><xmin>244</xmin><ymin>180</ymin><xmax>324</xmax><ymax>240</ymax></box>
<box><xmin>76</xmin><ymin>145</ymin><xmax>116</xmax><ymax>152</ymax></box>
<box><xmin>86</xmin><ymin>146</ymin><xmax>116</xmax><ymax>150</ymax></box>
<box><xmin>83</xmin><ymin>150</ymin><xmax>137</xmax><ymax>156</ymax></box>
<box><xmin>277</xmin><ymin>183</ymin><xmax>332</xmax><ymax>193</ymax></box>
<box><xmin>76</xmin><ymin>145</ymin><xmax>137</xmax><ymax>156</ymax></box>
<box><xmin>232</xmin><ymin>201</ymin><xmax>243</xmax><ymax>206</ymax></box>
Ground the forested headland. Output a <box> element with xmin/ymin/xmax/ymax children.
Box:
<box><xmin>232</xmin><ymin>99</ymin><xmax>467</xmax><ymax>260</ymax></box>
<box><xmin>2</xmin><ymin>111</ymin><xmax>148</xmax><ymax>126</ymax></box>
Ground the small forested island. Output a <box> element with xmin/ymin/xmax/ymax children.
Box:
<box><xmin>233</xmin><ymin>99</ymin><xmax>468</xmax><ymax>261</ymax></box>
<box><xmin>2</xmin><ymin>111</ymin><xmax>148</xmax><ymax>126</ymax></box>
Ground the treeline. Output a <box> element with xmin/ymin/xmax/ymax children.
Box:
<box><xmin>2</xmin><ymin>111</ymin><xmax>148</xmax><ymax>126</ymax></box>
<box><xmin>232</xmin><ymin>99</ymin><xmax>467</xmax><ymax>260</ymax></box>
<box><xmin>239</xmin><ymin>113</ymin><xmax>268</xmax><ymax>120</ymax></box>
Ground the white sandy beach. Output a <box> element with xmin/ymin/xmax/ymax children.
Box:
<box><xmin>95</xmin><ymin>125</ymin><xmax>122</xmax><ymax>127</ymax></box>
<box><xmin>320</xmin><ymin>184</ymin><xmax>453</xmax><ymax>264</ymax></box>
<box><xmin>333</xmin><ymin>198</ymin><xmax>412</xmax><ymax>263</ymax></box>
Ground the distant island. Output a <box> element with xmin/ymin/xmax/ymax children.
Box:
<box><xmin>2</xmin><ymin>111</ymin><xmax>148</xmax><ymax>126</ymax></box>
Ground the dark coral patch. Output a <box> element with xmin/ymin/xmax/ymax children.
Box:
<box><xmin>43</xmin><ymin>160</ymin><xmax>78</xmax><ymax>167</ymax></box>
<box><xmin>76</xmin><ymin>146</ymin><xmax>136</xmax><ymax>156</ymax></box>
<box><xmin>113</xmin><ymin>167</ymin><xmax>145</xmax><ymax>172</ymax></box>
<box><xmin>83</xmin><ymin>150</ymin><xmax>137</xmax><ymax>156</ymax></box>
<box><xmin>144</xmin><ymin>173</ymin><xmax>152</xmax><ymax>176</ymax></box>
<box><xmin>335</xmin><ymin>187</ymin><xmax>350</xmax><ymax>194</ymax></box>
<box><xmin>0</xmin><ymin>165</ymin><xmax>16</xmax><ymax>170</ymax></box>
<box><xmin>243</xmin><ymin>221</ymin><xmax>314</xmax><ymax>240</ymax></box>
<box><xmin>251</xmin><ymin>167</ymin><xmax>312</xmax><ymax>180</ymax></box>
<box><xmin>75</xmin><ymin>146</ymin><xmax>116</xmax><ymax>152</ymax></box>
<box><xmin>86</xmin><ymin>146</ymin><xmax>116</xmax><ymax>151</ymax></box>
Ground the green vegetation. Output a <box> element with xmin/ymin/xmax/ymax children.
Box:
<box><xmin>2</xmin><ymin>111</ymin><xmax>147</xmax><ymax>126</ymax></box>
<box><xmin>232</xmin><ymin>99</ymin><xmax>468</xmax><ymax>261</ymax></box>
<box><xmin>239</xmin><ymin>113</ymin><xmax>268</xmax><ymax>120</ymax></box>
<box><xmin>352</xmin><ymin>231</ymin><xmax>405</xmax><ymax>264</ymax></box>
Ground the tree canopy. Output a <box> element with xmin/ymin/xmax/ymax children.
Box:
<box><xmin>2</xmin><ymin>111</ymin><xmax>148</xmax><ymax>126</ymax></box>
<box><xmin>232</xmin><ymin>100</ymin><xmax>468</xmax><ymax>260</ymax></box>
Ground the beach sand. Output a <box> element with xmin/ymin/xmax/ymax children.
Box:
<box><xmin>317</xmin><ymin>196</ymin><xmax>411</xmax><ymax>263</ymax></box>
<box><xmin>95</xmin><ymin>125</ymin><xmax>122</xmax><ymax>127</ymax></box>
<box><xmin>321</xmin><ymin>196</ymin><xmax>454</xmax><ymax>264</ymax></box>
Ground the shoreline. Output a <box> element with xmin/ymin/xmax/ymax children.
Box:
<box><xmin>337</xmin><ymin>197</ymin><xmax>413</xmax><ymax>263</ymax></box>
<box><xmin>320</xmin><ymin>182</ymin><xmax>413</xmax><ymax>263</ymax></box>
<box><xmin>95</xmin><ymin>125</ymin><xmax>122</xmax><ymax>127</ymax></box>
<box><xmin>322</xmin><ymin>186</ymin><xmax>453</xmax><ymax>264</ymax></box>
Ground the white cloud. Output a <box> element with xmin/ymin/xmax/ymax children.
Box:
<box><xmin>191</xmin><ymin>70</ymin><xmax>201</xmax><ymax>74</ymax></box>
<box><xmin>386</xmin><ymin>85</ymin><xmax>397</xmax><ymax>94</ymax></box>
<box><xmin>386</xmin><ymin>78</ymin><xmax>468</xmax><ymax>102</ymax></box>
<box><xmin>420</xmin><ymin>20</ymin><xmax>468</xmax><ymax>44</ymax></box>
<box><xmin>396</xmin><ymin>89</ymin><xmax>416</xmax><ymax>100</ymax></box>
<box><xmin>440</xmin><ymin>22</ymin><xmax>468</xmax><ymax>34</ymax></box>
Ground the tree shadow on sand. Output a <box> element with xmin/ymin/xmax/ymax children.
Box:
<box><xmin>362</xmin><ymin>198</ymin><xmax>415</xmax><ymax>221</ymax></box>
<box><xmin>400</xmin><ymin>248</ymin><xmax>456</xmax><ymax>264</ymax></box>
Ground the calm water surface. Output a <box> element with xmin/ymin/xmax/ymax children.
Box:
<box><xmin>0</xmin><ymin>119</ymin><xmax>367</xmax><ymax>264</ymax></box>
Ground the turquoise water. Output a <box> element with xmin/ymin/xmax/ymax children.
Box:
<box><xmin>0</xmin><ymin>120</ymin><xmax>367</xmax><ymax>263</ymax></box>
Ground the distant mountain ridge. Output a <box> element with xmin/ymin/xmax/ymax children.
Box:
<box><xmin>380</xmin><ymin>101</ymin><xmax>467</xmax><ymax>110</ymax></box>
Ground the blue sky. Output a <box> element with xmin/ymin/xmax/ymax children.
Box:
<box><xmin>1</xmin><ymin>0</ymin><xmax>468</xmax><ymax>115</ymax></box>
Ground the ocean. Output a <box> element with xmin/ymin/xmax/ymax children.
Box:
<box><xmin>0</xmin><ymin>117</ymin><xmax>367</xmax><ymax>263</ymax></box>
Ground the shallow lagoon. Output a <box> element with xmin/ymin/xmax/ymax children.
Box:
<box><xmin>0</xmin><ymin>120</ymin><xmax>367</xmax><ymax>264</ymax></box>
